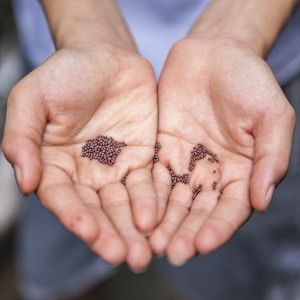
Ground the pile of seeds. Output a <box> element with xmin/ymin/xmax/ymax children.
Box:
<box><xmin>82</xmin><ymin>135</ymin><xmax>126</xmax><ymax>166</ymax></box>
<box><xmin>153</xmin><ymin>141</ymin><xmax>161</xmax><ymax>163</ymax></box>
<box><xmin>81</xmin><ymin>137</ymin><xmax>224</xmax><ymax>200</ymax></box>
<box><xmin>188</xmin><ymin>143</ymin><xmax>219</xmax><ymax>171</ymax></box>
<box><xmin>167</xmin><ymin>166</ymin><xmax>189</xmax><ymax>189</ymax></box>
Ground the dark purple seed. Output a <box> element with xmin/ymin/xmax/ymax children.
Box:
<box><xmin>167</xmin><ymin>166</ymin><xmax>190</xmax><ymax>189</ymax></box>
<box><xmin>153</xmin><ymin>141</ymin><xmax>161</xmax><ymax>163</ymax></box>
<box><xmin>212</xmin><ymin>181</ymin><xmax>217</xmax><ymax>190</ymax></box>
<box><xmin>82</xmin><ymin>135</ymin><xmax>126</xmax><ymax>165</ymax></box>
<box><xmin>192</xmin><ymin>183</ymin><xmax>202</xmax><ymax>200</ymax></box>
<box><xmin>121</xmin><ymin>174</ymin><xmax>128</xmax><ymax>186</ymax></box>
<box><xmin>188</xmin><ymin>143</ymin><xmax>219</xmax><ymax>171</ymax></box>
<box><xmin>217</xmin><ymin>188</ymin><xmax>224</xmax><ymax>200</ymax></box>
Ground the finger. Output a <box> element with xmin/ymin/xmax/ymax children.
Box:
<box><xmin>99</xmin><ymin>182</ymin><xmax>152</xmax><ymax>271</ymax></box>
<box><xmin>125</xmin><ymin>168</ymin><xmax>158</xmax><ymax>233</ymax></box>
<box><xmin>166</xmin><ymin>190</ymin><xmax>218</xmax><ymax>266</ymax></box>
<box><xmin>37</xmin><ymin>166</ymin><xmax>100</xmax><ymax>244</ymax></box>
<box><xmin>250</xmin><ymin>104</ymin><xmax>295</xmax><ymax>212</ymax></box>
<box><xmin>152</xmin><ymin>162</ymin><xmax>172</xmax><ymax>222</ymax></box>
<box><xmin>75</xmin><ymin>185</ymin><xmax>127</xmax><ymax>265</ymax></box>
<box><xmin>2</xmin><ymin>84</ymin><xmax>45</xmax><ymax>194</ymax></box>
<box><xmin>40</xmin><ymin>178</ymin><xmax>127</xmax><ymax>265</ymax></box>
<box><xmin>149</xmin><ymin>183</ymin><xmax>192</xmax><ymax>256</ymax></box>
<box><xmin>195</xmin><ymin>181</ymin><xmax>252</xmax><ymax>254</ymax></box>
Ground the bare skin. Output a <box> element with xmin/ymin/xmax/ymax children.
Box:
<box><xmin>2</xmin><ymin>0</ymin><xmax>299</xmax><ymax>270</ymax></box>
<box><xmin>150</xmin><ymin>0</ymin><xmax>298</xmax><ymax>265</ymax></box>
<box><xmin>2</xmin><ymin>0</ymin><xmax>163</xmax><ymax>272</ymax></box>
<box><xmin>2</xmin><ymin>35</ymin><xmax>158</xmax><ymax>272</ymax></box>
<box><xmin>149</xmin><ymin>38</ymin><xmax>295</xmax><ymax>265</ymax></box>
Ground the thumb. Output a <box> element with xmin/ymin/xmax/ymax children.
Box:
<box><xmin>2</xmin><ymin>83</ymin><xmax>46</xmax><ymax>195</ymax></box>
<box><xmin>250</xmin><ymin>104</ymin><xmax>295</xmax><ymax>212</ymax></box>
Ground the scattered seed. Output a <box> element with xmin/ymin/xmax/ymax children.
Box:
<box><xmin>212</xmin><ymin>181</ymin><xmax>217</xmax><ymax>190</ymax></box>
<box><xmin>217</xmin><ymin>188</ymin><xmax>224</xmax><ymax>200</ymax></box>
<box><xmin>192</xmin><ymin>183</ymin><xmax>203</xmax><ymax>200</ymax></box>
<box><xmin>189</xmin><ymin>143</ymin><xmax>219</xmax><ymax>171</ymax></box>
<box><xmin>121</xmin><ymin>173</ymin><xmax>128</xmax><ymax>186</ymax></box>
<box><xmin>153</xmin><ymin>141</ymin><xmax>161</xmax><ymax>163</ymax></box>
<box><xmin>167</xmin><ymin>166</ymin><xmax>190</xmax><ymax>189</ymax></box>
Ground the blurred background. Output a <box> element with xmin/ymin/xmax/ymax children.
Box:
<box><xmin>0</xmin><ymin>0</ymin><xmax>24</xmax><ymax>298</ymax></box>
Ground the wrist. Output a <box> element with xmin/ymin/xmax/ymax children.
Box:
<box><xmin>39</xmin><ymin>0</ymin><xmax>136</xmax><ymax>51</ymax></box>
<box><xmin>188</xmin><ymin>0</ymin><xmax>298</xmax><ymax>57</ymax></box>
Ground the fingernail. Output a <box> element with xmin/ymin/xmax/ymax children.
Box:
<box><xmin>265</xmin><ymin>184</ymin><xmax>275</xmax><ymax>210</ymax></box>
<box><xmin>130</xmin><ymin>267</ymin><xmax>148</xmax><ymax>274</ymax></box>
<box><xmin>14</xmin><ymin>165</ymin><xmax>23</xmax><ymax>191</ymax></box>
<box><xmin>168</xmin><ymin>258</ymin><xmax>187</xmax><ymax>267</ymax></box>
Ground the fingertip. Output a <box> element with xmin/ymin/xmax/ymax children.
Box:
<box><xmin>130</xmin><ymin>266</ymin><xmax>149</xmax><ymax>274</ymax></box>
<box><xmin>12</xmin><ymin>164</ymin><xmax>24</xmax><ymax>193</ymax></box>
<box><xmin>264</xmin><ymin>184</ymin><xmax>275</xmax><ymax>209</ymax></box>
<box><xmin>195</xmin><ymin>227</ymin><xmax>218</xmax><ymax>254</ymax></box>
<box><xmin>127</xmin><ymin>240</ymin><xmax>152</xmax><ymax>272</ymax></box>
<box><xmin>167</xmin><ymin>259</ymin><xmax>187</xmax><ymax>267</ymax></box>
<box><xmin>14</xmin><ymin>158</ymin><xmax>42</xmax><ymax>195</ymax></box>
<box><xmin>166</xmin><ymin>236</ymin><xmax>194</xmax><ymax>266</ymax></box>
<box><xmin>98</xmin><ymin>236</ymin><xmax>127</xmax><ymax>266</ymax></box>
<box><xmin>252</xmin><ymin>184</ymin><xmax>275</xmax><ymax>213</ymax></box>
<box><xmin>250</xmin><ymin>158</ymin><xmax>279</xmax><ymax>212</ymax></box>
<box><xmin>251</xmin><ymin>114</ymin><xmax>293</xmax><ymax>211</ymax></box>
<box><xmin>3</xmin><ymin>137</ymin><xmax>42</xmax><ymax>195</ymax></box>
<box><xmin>148</xmin><ymin>229</ymin><xmax>168</xmax><ymax>256</ymax></box>
<box><xmin>131</xmin><ymin>189</ymin><xmax>158</xmax><ymax>233</ymax></box>
<box><xmin>67</xmin><ymin>212</ymin><xmax>100</xmax><ymax>243</ymax></box>
<box><xmin>134</xmin><ymin>205</ymin><xmax>157</xmax><ymax>234</ymax></box>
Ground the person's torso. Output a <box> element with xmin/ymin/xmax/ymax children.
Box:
<box><xmin>13</xmin><ymin>0</ymin><xmax>300</xmax><ymax>84</ymax></box>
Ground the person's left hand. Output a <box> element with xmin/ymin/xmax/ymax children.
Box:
<box><xmin>149</xmin><ymin>38</ymin><xmax>295</xmax><ymax>265</ymax></box>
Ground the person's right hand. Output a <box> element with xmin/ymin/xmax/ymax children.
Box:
<box><xmin>2</xmin><ymin>41</ymin><xmax>158</xmax><ymax>271</ymax></box>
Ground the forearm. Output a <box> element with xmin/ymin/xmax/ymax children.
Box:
<box><xmin>189</xmin><ymin>0</ymin><xmax>300</xmax><ymax>57</ymax></box>
<box><xmin>39</xmin><ymin>0</ymin><xmax>136</xmax><ymax>50</ymax></box>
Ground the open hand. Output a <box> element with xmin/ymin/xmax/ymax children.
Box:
<box><xmin>2</xmin><ymin>44</ymin><xmax>158</xmax><ymax>271</ymax></box>
<box><xmin>149</xmin><ymin>38</ymin><xmax>295</xmax><ymax>265</ymax></box>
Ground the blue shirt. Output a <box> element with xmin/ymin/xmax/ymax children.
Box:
<box><xmin>13</xmin><ymin>0</ymin><xmax>300</xmax><ymax>85</ymax></box>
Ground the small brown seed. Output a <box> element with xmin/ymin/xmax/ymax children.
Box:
<box><xmin>192</xmin><ymin>183</ymin><xmax>202</xmax><ymax>200</ymax></box>
<box><xmin>153</xmin><ymin>141</ymin><xmax>161</xmax><ymax>163</ymax></box>
<box><xmin>166</xmin><ymin>166</ymin><xmax>190</xmax><ymax>189</ymax></box>
<box><xmin>188</xmin><ymin>143</ymin><xmax>219</xmax><ymax>171</ymax></box>
<box><xmin>82</xmin><ymin>135</ymin><xmax>126</xmax><ymax>165</ymax></box>
<box><xmin>212</xmin><ymin>181</ymin><xmax>217</xmax><ymax>190</ymax></box>
<box><xmin>121</xmin><ymin>173</ymin><xmax>128</xmax><ymax>186</ymax></box>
